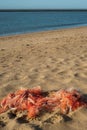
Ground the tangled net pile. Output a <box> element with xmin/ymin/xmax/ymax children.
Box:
<box><xmin>0</xmin><ymin>86</ymin><xmax>87</xmax><ymax>118</ymax></box>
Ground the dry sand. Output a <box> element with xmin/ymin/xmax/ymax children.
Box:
<box><xmin>0</xmin><ymin>27</ymin><xmax>87</xmax><ymax>130</ymax></box>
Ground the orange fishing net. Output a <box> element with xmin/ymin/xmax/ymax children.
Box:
<box><xmin>0</xmin><ymin>87</ymin><xmax>87</xmax><ymax>118</ymax></box>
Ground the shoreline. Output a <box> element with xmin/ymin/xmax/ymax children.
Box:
<box><xmin>0</xmin><ymin>26</ymin><xmax>87</xmax><ymax>130</ymax></box>
<box><xmin>0</xmin><ymin>25</ymin><xmax>87</xmax><ymax>38</ymax></box>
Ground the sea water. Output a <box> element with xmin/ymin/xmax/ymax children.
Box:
<box><xmin>0</xmin><ymin>11</ymin><xmax>87</xmax><ymax>36</ymax></box>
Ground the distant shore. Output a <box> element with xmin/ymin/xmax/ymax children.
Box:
<box><xmin>0</xmin><ymin>9</ymin><xmax>87</xmax><ymax>12</ymax></box>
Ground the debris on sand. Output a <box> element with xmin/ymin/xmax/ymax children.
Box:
<box><xmin>0</xmin><ymin>86</ymin><xmax>87</xmax><ymax>118</ymax></box>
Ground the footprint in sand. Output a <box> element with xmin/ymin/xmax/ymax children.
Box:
<box><xmin>57</xmin><ymin>69</ymin><xmax>74</xmax><ymax>84</ymax></box>
<box><xmin>74</xmin><ymin>72</ymin><xmax>87</xmax><ymax>81</ymax></box>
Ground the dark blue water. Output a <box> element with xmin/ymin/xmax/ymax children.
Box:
<box><xmin>0</xmin><ymin>11</ymin><xmax>87</xmax><ymax>36</ymax></box>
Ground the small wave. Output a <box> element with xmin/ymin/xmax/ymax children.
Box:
<box><xmin>28</xmin><ymin>22</ymin><xmax>86</xmax><ymax>30</ymax></box>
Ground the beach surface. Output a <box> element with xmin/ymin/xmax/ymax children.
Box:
<box><xmin>0</xmin><ymin>27</ymin><xmax>87</xmax><ymax>130</ymax></box>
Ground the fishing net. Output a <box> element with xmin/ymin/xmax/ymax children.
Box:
<box><xmin>0</xmin><ymin>86</ymin><xmax>87</xmax><ymax>118</ymax></box>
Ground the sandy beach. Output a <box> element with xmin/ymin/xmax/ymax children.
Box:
<box><xmin>0</xmin><ymin>27</ymin><xmax>87</xmax><ymax>130</ymax></box>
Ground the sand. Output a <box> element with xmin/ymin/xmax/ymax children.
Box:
<box><xmin>0</xmin><ymin>27</ymin><xmax>87</xmax><ymax>130</ymax></box>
